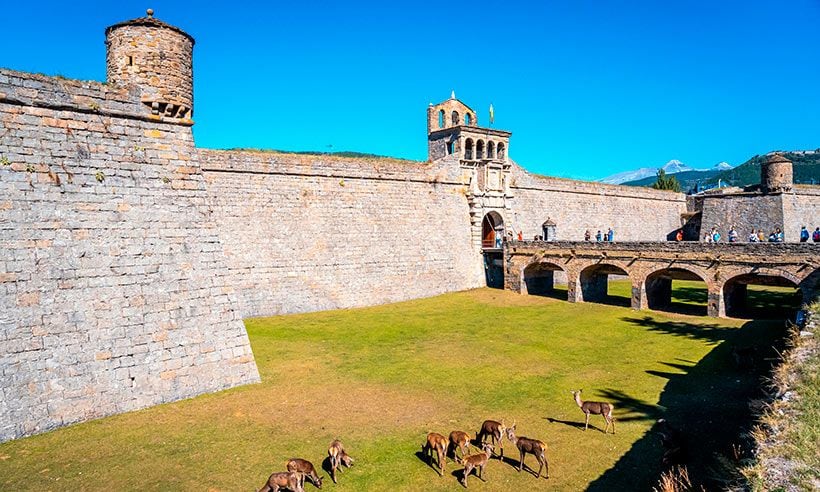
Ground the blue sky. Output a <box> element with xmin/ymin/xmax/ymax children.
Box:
<box><xmin>3</xmin><ymin>1</ymin><xmax>819</xmax><ymax>180</ymax></box>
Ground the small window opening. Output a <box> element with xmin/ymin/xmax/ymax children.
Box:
<box><xmin>127</xmin><ymin>56</ymin><xmax>133</xmax><ymax>66</ymax></box>
<box><xmin>465</xmin><ymin>113</ymin><xmax>472</xmax><ymax>125</ymax></box>
<box><xmin>451</xmin><ymin>111</ymin><xmax>459</xmax><ymax>126</ymax></box>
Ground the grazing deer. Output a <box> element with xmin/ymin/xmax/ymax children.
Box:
<box><xmin>448</xmin><ymin>430</ymin><xmax>471</xmax><ymax>460</ymax></box>
<box><xmin>476</xmin><ymin>419</ymin><xmax>506</xmax><ymax>457</ymax></box>
<box><xmin>505</xmin><ymin>424</ymin><xmax>549</xmax><ymax>479</ymax></box>
<box><xmin>422</xmin><ymin>432</ymin><xmax>448</xmax><ymax>476</ymax></box>
<box><xmin>327</xmin><ymin>439</ymin><xmax>354</xmax><ymax>484</ymax></box>
<box><xmin>459</xmin><ymin>442</ymin><xmax>494</xmax><ymax>487</ymax></box>
<box><xmin>286</xmin><ymin>458</ymin><xmax>323</xmax><ymax>489</ymax></box>
<box><xmin>258</xmin><ymin>471</ymin><xmax>305</xmax><ymax>492</ymax></box>
<box><xmin>571</xmin><ymin>389</ymin><xmax>615</xmax><ymax>434</ymax></box>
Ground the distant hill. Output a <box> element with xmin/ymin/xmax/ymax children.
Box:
<box><xmin>623</xmin><ymin>169</ymin><xmax>724</xmax><ymax>189</ymax></box>
<box><xmin>621</xmin><ymin>152</ymin><xmax>820</xmax><ymax>191</ymax></box>
<box><xmin>702</xmin><ymin>151</ymin><xmax>820</xmax><ymax>188</ymax></box>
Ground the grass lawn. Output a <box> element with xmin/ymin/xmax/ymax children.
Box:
<box><xmin>0</xmin><ymin>282</ymin><xmax>789</xmax><ymax>491</ymax></box>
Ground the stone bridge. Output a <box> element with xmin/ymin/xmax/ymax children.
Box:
<box><xmin>503</xmin><ymin>241</ymin><xmax>820</xmax><ymax>317</ymax></box>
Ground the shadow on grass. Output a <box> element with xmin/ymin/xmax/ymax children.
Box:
<box><xmin>586</xmin><ymin>317</ymin><xmax>788</xmax><ymax>491</ymax></box>
<box><xmin>414</xmin><ymin>450</ymin><xmax>445</xmax><ymax>477</ymax></box>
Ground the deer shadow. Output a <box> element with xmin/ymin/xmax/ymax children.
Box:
<box><xmin>544</xmin><ymin>416</ymin><xmax>599</xmax><ymax>432</ymax></box>
<box><xmin>413</xmin><ymin>450</ymin><xmax>443</xmax><ymax>476</ymax></box>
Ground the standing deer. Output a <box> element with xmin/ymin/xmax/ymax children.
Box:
<box><xmin>476</xmin><ymin>419</ymin><xmax>506</xmax><ymax>457</ymax></box>
<box><xmin>286</xmin><ymin>458</ymin><xmax>323</xmax><ymax>489</ymax></box>
<box><xmin>448</xmin><ymin>430</ymin><xmax>471</xmax><ymax>460</ymax></box>
<box><xmin>327</xmin><ymin>439</ymin><xmax>354</xmax><ymax>484</ymax></box>
<box><xmin>459</xmin><ymin>442</ymin><xmax>494</xmax><ymax>487</ymax></box>
<box><xmin>422</xmin><ymin>432</ymin><xmax>448</xmax><ymax>476</ymax></box>
<box><xmin>505</xmin><ymin>424</ymin><xmax>549</xmax><ymax>479</ymax></box>
<box><xmin>258</xmin><ymin>471</ymin><xmax>305</xmax><ymax>492</ymax></box>
<box><xmin>571</xmin><ymin>389</ymin><xmax>615</xmax><ymax>434</ymax></box>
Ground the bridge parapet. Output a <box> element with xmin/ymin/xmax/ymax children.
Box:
<box><xmin>503</xmin><ymin>241</ymin><xmax>819</xmax><ymax>317</ymax></box>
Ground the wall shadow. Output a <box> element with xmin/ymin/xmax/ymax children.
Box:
<box><xmin>586</xmin><ymin>316</ymin><xmax>787</xmax><ymax>491</ymax></box>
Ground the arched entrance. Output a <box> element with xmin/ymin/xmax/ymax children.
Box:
<box><xmin>523</xmin><ymin>262</ymin><xmax>567</xmax><ymax>300</ymax></box>
<box><xmin>645</xmin><ymin>268</ymin><xmax>708</xmax><ymax>316</ymax></box>
<box><xmin>481</xmin><ymin>211</ymin><xmax>504</xmax><ymax>249</ymax></box>
<box><xmin>579</xmin><ymin>263</ymin><xmax>630</xmax><ymax>306</ymax></box>
<box><xmin>723</xmin><ymin>273</ymin><xmax>802</xmax><ymax>319</ymax></box>
<box><xmin>481</xmin><ymin>211</ymin><xmax>505</xmax><ymax>289</ymax></box>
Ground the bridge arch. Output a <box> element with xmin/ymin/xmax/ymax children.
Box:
<box><xmin>577</xmin><ymin>262</ymin><xmax>631</xmax><ymax>306</ymax></box>
<box><xmin>522</xmin><ymin>261</ymin><xmax>567</xmax><ymax>299</ymax></box>
<box><xmin>644</xmin><ymin>267</ymin><xmax>709</xmax><ymax>316</ymax></box>
<box><xmin>721</xmin><ymin>269</ymin><xmax>802</xmax><ymax>319</ymax></box>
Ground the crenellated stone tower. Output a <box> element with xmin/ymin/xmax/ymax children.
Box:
<box><xmin>427</xmin><ymin>93</ymin><xmax>513</xmax><ymax>253</ymax></box>
<box><xmin>105</xmin><ymin>9</ymin><xmax>194</xmax><ymax>120</ymax></box>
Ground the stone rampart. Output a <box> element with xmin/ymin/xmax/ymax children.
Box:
<box><xmin>199</xmin><ymin>149</ymin><xmax>484</xmax><ymax>317</ymax></box>
<box><xmin>0</xmin><ymin>71</ymin><xmax>258</xmax><ymax>442</ymax></box>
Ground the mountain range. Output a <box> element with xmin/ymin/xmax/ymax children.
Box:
<box><xmin>599</xmin><ymin>160</ymin><xmax>733</xmax><ymax>185</ymax></box>
<box><xmin>603</xmin><ymin>151</ymin><xmax>820</xmax><ymax>191</ymax></box>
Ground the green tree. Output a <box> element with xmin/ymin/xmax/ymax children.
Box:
<box><xmin>652</xmin><ymin>169</ymin><xmax>682</xmax><ymax>192</ymax></box>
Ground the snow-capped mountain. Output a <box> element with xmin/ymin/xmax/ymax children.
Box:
<box><xmin>600</xmin><ymin>160</ymin><xmax>733</xmax><ymax>185</ymax></box>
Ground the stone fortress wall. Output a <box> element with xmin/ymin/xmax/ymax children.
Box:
<box><xmin>0</xmin><ymin>10</ymin><xmax>815</xmax><ymax>441</ymax></box>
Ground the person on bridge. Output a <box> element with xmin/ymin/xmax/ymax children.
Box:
<box><xmin>813</xmin><ymin>227</ymin><xmax>820</xmax><ymax>242</ymax></box>
<box><xmin>596</xmin><ymin>230</ymin><xmax>603</xmax><ymax>242</ymax></box>
<box><xmin>711</xmin><ymin>227</ymin><xmax>721</xmax><ymax>243</ymax></box>
<box><xmin>800</xmin><ymin>226</ymin><xmax>810</xmax><ymax>242</ymax></box>
<box><xmin>748</xmin><ymin>230</ymin><xmax>758</xmax><ymax>242</ymax></box>
<box><xmin>728</xmin><ymin>227</ymin><xmax>738</xmax><ymax>243</ymax></box>
<box><xmin>584</xmin><ymin>230</ymin><xmax>591</xmax><ymax>241</ymax></box>
<box><xmin>675</xmin><ymin>229</ymin><xmax>683</xmax><ymax>241</ymax></box>
<box><xmin>607</xmin><ymin>228</ymin><xmax>614</xmax><ymax>242</ymax></box>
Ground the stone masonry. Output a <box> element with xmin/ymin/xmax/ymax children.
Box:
<box><xmin>0</xmin><ymin>10</ymin><xmax>817</xmax><ymax>442</ymax></box>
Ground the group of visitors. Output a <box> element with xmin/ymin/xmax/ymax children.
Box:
<box><xmin>800</xmin><ymin>226</ymin><xmax>820</xmax><ymax>243</ymax></box>
<box><xmin>584</xmin><ymin>228</ymin><xmax>615</xmax><ymax>242</ymax></box>
<box><xmin>698</xmin><ymin>225</ymin><xmax>820</xmax><ymax>243</ymax></box>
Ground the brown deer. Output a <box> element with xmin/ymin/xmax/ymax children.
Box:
<box><xmin>459</xmin><ymin>442</ymin><xmax>494</xmax><ymax>487</ymax></box>
<box><xmin>505</xmin><ymin>424</ymin><xmax>549</xmax><ymax>479</ymax></box>
<box><xmin>286</xmin><ymin>458</ymin><xmax>323</xmax><ymax>489</ymax></box>
<box><xmin>258</xmin><ymin>471</ymin><xmax>305</xmax><ymax>492</ymax></box>
<box><xmin>448</xmin><ymin>430</ymin><xmax>471</xmax><ymax>460</ymax></box>
<box><xmin>476</xmin><ymin>419</ymin><xmax>506</xmax><ymax>457</ymax></box>
<box><xmin>571</xmin><ymin>389</ymin><xmax>615</xmax><ymax>434</ymax></box>
<box><xmin>327</xmin><ymin>439</ymin><xmax>354</xmax><ymax>484</ymax></box>
<box><xmin>422</xmin><ymin>432</ymin><xmax>448</xmax><ymax>476</ymax></box>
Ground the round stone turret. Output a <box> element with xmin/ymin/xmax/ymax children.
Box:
<box><xmin>105</xmin><ymin>9</ymin><xmax>195</xmax><ymax>119</ymax></box>
<box><xmin>761</xmin><ymin>153</ymin><xmax>793</xmax><ymax>193</ymax></box>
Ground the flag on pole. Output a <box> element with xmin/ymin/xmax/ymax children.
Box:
<box><xmin>489</xmin><ymin>104</ymin><xmax>495</xmax><ymax>125</ymax></box>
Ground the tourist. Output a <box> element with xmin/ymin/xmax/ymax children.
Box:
<box><xmin>768</xmin><ymin>231</ymin><xmax>777</xmax><ymax>242</ymax></box>
<box><xmin>517</xmin><ymin>230</ymin><xmax>523</xmax><ymax>241</ymax></box>
<box><xmin>813</xmin><ymin>227</ymin><xmax>820</xmax><ymax>242</ymax></box>
<box><xmin>703</xmin><ymin>232</ymin><xmax>711</xmax><ymax>243</ymax></box>
<box><xmin>675</xmin><ymin>229</ymin><xmax>683</xmax><ymax>241</ymax></box>
<box><xmin>757</xmin><ymin>229</ymin><xmax>766</xmax><ymax>242</ymax></box>
<box><xmin>711</xmin><ymin>227</ymin><xmax>721</xmax><ymax>243</ymax></box>
<box><xmin>748</xmin><ymin>230</ymin><xmax>758</xmax><ymax>242</ymax></box>
<box><xmin>584</xmin><ymin>230</ymin><xmax>591</xmax><ymax>241</ymax></box>
<box><xmin>800</xmin><ymin>226</ymin><xmax>809</xmax><ymax>242</ymax></box>
<box><xmin>596</xmin><ymin>230</ymin><xmax>603</xmax><ymax>242</ymax></box>
<box><xmin>775</xmin><ymin>228</ymin><xmax>784</xmax><ymax>242</ymax></box>
<box><xmin>495</xmin><ymin>231</ymin><xmax>503</xmax><ymax>248</ymax></box>
<box><xmin>728</xmin><ymin>226</ymin><xmax>738</xmax><ymax>243</ymax></box>
<box><xmin>607</xmin><ymin>228</ymin><xmax>614</xmax><ymax>242</ymax></box>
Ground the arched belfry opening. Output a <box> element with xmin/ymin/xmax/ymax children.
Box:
<box><xmin>481</xmin><ymin>211</ymin><xmax>505</xmax><ymax>289</ymax></box>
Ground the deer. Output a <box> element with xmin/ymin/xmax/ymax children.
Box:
<box><xmin>459</xmin><ymin>442</ymin><xmax>494</xmax><ymax>487</ymax></box>
<box><xmin>285</xmin><ymin>458</ymin><xmax>323</xmax><ymax>489</ymax></box>
<box><xmin>448</xmin><ymin>430</ymin><xmax>471</xmax><ymax>460</ymax></box>
<box><xmin>258</xmin><ymin>471</ymin><xmax>305</xmax><ymax>492</ymax></box>
<box><xmin>505</xmin><ymin>424</ymin><xmax>549</xmax><ymax>479</ymax></box>
<box><xmin>476</xmin><ymin>419</ymin><xmax>506</xmax><ymax>457</ymax></box>
<box><xmin>327</xmin><ymin>439</ymin><xmax>354</xmax><ymax>484</ymax></box>
<box><xmin>571</xmin><ymin>389</ymin><xmax>615</xmax><ymax>434</ymax></box>
<box><xmin>422</xmin><ymin>432</ymin><xmax>448</xmax><ymax>476</ymax></box>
